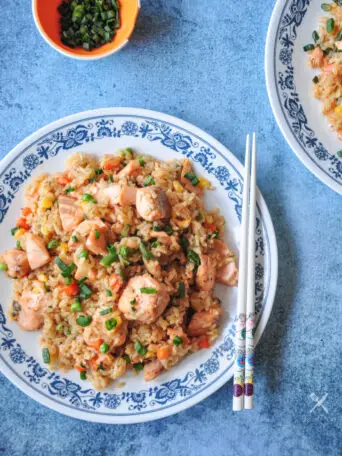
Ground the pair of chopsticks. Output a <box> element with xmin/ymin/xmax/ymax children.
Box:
<box><xmin>232</xmin><ymin>133</ymin><xmax>257</xmax><ymax>411</ymax></box>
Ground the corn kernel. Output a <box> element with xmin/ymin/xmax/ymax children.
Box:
<box><xmin>206</xmin><ymin>215</ymin><xmax>214</xmax><ymax>224</ymax></box>
<box><xmin>41</xmin><ymin>226</ymin><xmax>49</xmax><ymax>236</ymax></box>
<box><xmin>40</xmin><ymin>197</ymin><xmax>53</xmax><ymax>209</ymax></box>
<box><xmin>198</xmin><ymin>177</ymin><xmax>211</xmax><ymax>189</ymax></box>
<box><xmin>32</xmin><ymin>287</ymin><xmax>41</xmax><ymax>294</ymax></box>
<box><xmin>173</xmin><ymin>181</ymin><xmax>184</xmax><ymax>193</ymax></box>
<box><xmin>58</xmin><ymin>243</ymin><xmax>68</xmax><ymax>254</ymax></box>
<box><xmin>114</xmin><ymin>316</ymin><xmax>122</xmax><ymax>329</ymax></box>
<box><xmin>38</xmin><ymin>274</ymin><xmax>48</xmax><ymax>283</ymax></box>
<box><xmin>176</xmin><ymin>219</ymin><xmax>191</xmax><ymax>229</ymax></box>
<box><xmin>14</xmin><ymin>228</ymin><xmax>25</xmax><ymax>239</ymax></box>
<box><xmin>80</xmin><ymin>201</ymin><xmax>88</xmax><ymax>209</ymax></box>
<box><xmin>335</xmin><ymin>106</ymin><xmax>342</xmax><ymax>114</ymax></box>
<box><xmin>145</xmin><ymin>351</ymin><xmax>155</xmax><ymax>359</ymax></box>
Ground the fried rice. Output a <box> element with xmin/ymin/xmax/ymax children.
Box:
<box><xmin>0</xmin><ymin>149</ymin><xmax>238</xmax><ymax>389</ymax></box>
<box><xmin>305</xmin><ymin>3</ymin><xmax>342</xmax><ymax>138</ymax></box>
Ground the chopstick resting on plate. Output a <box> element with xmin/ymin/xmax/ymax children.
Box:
<box><xmin>232</xmin><ymin>133</ymin><xmax>257</xmax><ymax>412</ymax></box>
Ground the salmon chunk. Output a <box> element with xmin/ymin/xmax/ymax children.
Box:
<box><xmin>196</xmin><ymin>254</ymin><xmax>215</xmax><ymax>291</ymax></box>
<box><xmin>17</xmin><ymin>290</ymin><xmax>49</xmax><ymax>331</ymax></box>
<box><xmin>118</xmin><ymin>160</ymin><xmax>140</xmax><ymax>178</ymax></box>
<box><xmin>2</xmin><ymin>249</ymin><xmax>30</xmax><ymax>278</ymax></box>
<box><xmin>188</xmin><ymin>307</ymin><xmax>222</xmax><ymax>337</ymax></box>
<box><xmin>103</xmin><ymin>185</ymin><xmax>137</xmax><ymax>207</ymax></box>
<box><xmin>136</xmin><ymin>186</ymin><xmax>171</xmax><ymax>221</ymax></box>
<box><xmin>216</xmin><ymin>261</ymin><xmax>238</xmax><ymax>286</ymax></box>
<box><xmin>86</xmin><ymin>229</ymin><xmax>108</xmax><ymax>256</ymax></box>
<box><xmin>26</xmin><ymin>233</ymin><xmax>50</xmax><ymax>270</ymax></box>
<box><xmin>58</xmin><ymin>196</ymin><xmax>84</xmax><ymax>232</ymax></box>
<box><xmin>118</xmin><ymin>274</ymin><xmax>170</xmax><ymax>324</ymax></box>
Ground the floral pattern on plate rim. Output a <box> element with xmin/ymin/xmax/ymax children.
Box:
<box><xmin>275</xmin><ymin>0</ymin><xmax>342</xmax><ymax>183</ymax></box>
<box><xmin>0</xmin><ymin>115</ymin><xmax>269</xmax><ymax>415</ymax></box>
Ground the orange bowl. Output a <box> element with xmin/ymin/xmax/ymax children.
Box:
<box><xmin>32</xmin><ymin>0</ymin><xmax>140</xmax><ymax>59</ymax></box>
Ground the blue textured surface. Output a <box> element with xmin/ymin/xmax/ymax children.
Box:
<box><xmin>0</xmin><ymin>1</ymin><xmax>341</xmax><ymax>455</ymax></box>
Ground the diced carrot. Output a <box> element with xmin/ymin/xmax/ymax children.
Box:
<box><xmin>75</xmin><ymin>365</ymin><xmax>87</xmax><ymax>372</ymax></box>
<box><xmin>63</xmin><ymin>282</ymin><xmax>80</xmax><ymax>297</ymax></box>
<box><xmin>87</xmin><ymin>339</ymin><xmax>104</xmax><ymax>351</ymax></box>
<box><xmin>57</xmin><ymin>175</ymin><xmax>71</xmax><ymax>186</ymax></box>
<box><xmin>21</xmin><ymin>207</ymin><xmax>32</xmax><ymax>217</ymax></box>
<box><xmin>204</xmin><ymin>223</ymin><xmax>217</xmax><ymax>233</ymax></box>
<box><xmin>16</xmin><ymin>217</ymin><xmax>31</xmax><ymax>230</ymax></box>
<box><xmin>89</xmin><ymin>355</ymin><xmax>99</xmax><ymax>370</ymax></box>
<box><xmin>199</xmin><ymin>337</ymin><xmax>210</xmax><ymax>349</ymax></box>
<box><xmin>109</xmin><ymin>273</ymin><xmax>124</xmax><ymax>293</ymax></box>
<box><xmin>157</xmin><ymin>346</ymin><xmax>173</xmax><ymax>360</ymax></box>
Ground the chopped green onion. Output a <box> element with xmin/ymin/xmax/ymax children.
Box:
<box><xmin>100</xmin><ymin>246</ymin><xmax>119</xmax><ymax>267</ymax></box>
<box><xmin>81</xmin><ymin>193</ymin><xmax>97</xmax><ymax>203</ymax></box>
<box><xmin>164</xmin><ymin>224</ymin><xmax>173</xmax><ymax>235</ymax></box>
<box><xmin>139</xmin><ymin>241</ymin><xmax>153</xmax><ymax>260</ymax></box>
<box><xmin>312</xmin><ymin>30</ymin><xmax>319</xmax><ymax>43</ymax></box>
<box><xmin>48</xmin><ymin>239</ymin><xmax>59</xmax><ymax>249</ymax></box>
<box><xmin>80</xmin><ymin>371</ymin><xmax>87</xmax><ymax>380</ymax></box>
<box><xmin>327</xmin><ymin>18</ymin><xmax>335</xmax><ymax>33</ymax></box>
<box><xmin>108</xmin><ymin>174</ymin><xmax>114</xmax><ymax>183</ymax></box>
<box><xmin>71</xmin><ymin>300</ymin><xmax>82</xmax><ymax>312</ymax></box>
<box><xmin>173</xmin><ymin>336</ymin><xmax>184</xmax><ymax>347</ymax></box>
<box><xmin>337</xmin><ymin>30</ymin><xmax>342</xmax><ymax>41</ymax></box>
<box><xmin>138</xmin><ymin>156</ymin><xmax>145</xmax><ymax>167</ymax></box>
<box><xmin>100</xmin><ymin>343</ymin><xmax>109</xmax><ymax>353</ymax></box>
<box><xmin>321</xmin><ymin>3</ymin><xmax>331</xmax><ymax>11</ymax></box>
<box><xmin>0</xmin><ymin>263</ymin><xmax>8</xmax><ymax>271</ymax></box>
<box><xmin>187</xmin><ymin>250</ymin><xmax>201</xmax><ymax>267</ymax></box>
<box><xmin>55</xmin><ymin>257</ymin><xmax>76</xmax><ymax>277</ymax></box>
<box><xmin>64</xmin><ymin>276</ymin><xmax>73</xmax><ymax>285</ymax></box>
<box><xmin>95</xmin><ymin>168</ymin><xmax>103</xmax><ymax>176</ymax></box>
<box><xmin>140</xmin><ymin>287</ymin><xmax>157</xmax><ymax>294</ymax></box>
<box><xmin>16</xmin><ymin>241</ymin><xmax>21</xmax><ymax>249</ymax></box>
<box><xmin>79</xmin><ymin>283</ymin><xmax>92</xmax><ymax>299</ymax></box>
<box><xmin>121</xmin><ymin>224</ymin><xmax>130</xmax><ymax>237</ymax></box>
<box><xmin>179</xmin><ymin>235</ymin><xmax>189</xmax><ymax>250</ymax></box>
<box><xmin>177</xmin><ymin>282</ymin><xmax>186</xmax><ymax>298</ymax></box>
<box><xmin>100</xmin><ymin>307</ymin><xmax>113</xmax><ymax>316</ymax></box>
<box><xmin>133</xmin><ymin>362</ymin><xmax>144</xmax><ymax>371</ymax></box>
<box><xmin>77</xmin><ymin>249</ymin><xmax>89</xmax><ymax>259</ymax></box>
<box><xmin>95</xmin><ymin>229</ymin><xmax>100</xmax><ymax>240</ymax></box>
<box><xmin>143</xmin><ymin>176</ymin><xmax>155</xmax><ymax>186</ymax></box>
<box><xmin>123</xmin><ymin>354</ymin><xmax>130</xmax><ymax>364</ymax></box>
<box><xmin>106</xmin><ymin>289</ymin><xmax>112</xmax><ymax>297</ymax></box>
<box><xmin>130</xmin><ymin>298</ymin><xmax>136</xmax><ymax>311</ymax></box>
<box><xmin>303</xmin><ymin>44</ymin><xmax>315</xmax><ymax>52</ymax></box>
<box><xmin>42</xmin><ymin>348</ymin><xmax>50</xmax><ymax>364</ymax></box>
<box><xmin>11</xmin><ymin>227</ymin><xmax>19</xmax><ymax>236</ymax></box>
<box><xmin>44</xmin><ymin>283</ymin><xmax>50</xmax><ymax>293</ymax></box>
<box><xmin>71</xmin><ymin>235</ymin><xmax>78</xmax><ymax>243</ymax></box>
<box><xmin>197</xmin><ymin>211</ymin><xmax>204</xmax><ymax>221</ymax></box>
<box><xmin>105</xmin><ymin>317</ymin><xmax>117</xmax><ymax>331</ymax></box>
<box><xmin>337</xmin><ymin>150</ymin><xmax>342</xmax><ymax>158</ymax></box>
<box><xmin>151</xmin><ymin>241</ymin><xmax>160</xmax><ymax>248</ymax></box>
<box><xmin>76</xmin><ymin>315</ymin><xmax>92</xmax><ymax>327</ymax></box>
<box><xmin>134</xmin><ymin>340</ymin><xmax>147</xmax><ymax>356</ymax></box>
<box><xmin>65</xmin><ymin>187</ymin><xmax>75</xmax><ymax>194</ymax></box>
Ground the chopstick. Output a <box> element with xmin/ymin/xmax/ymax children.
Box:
<box><xmin>232</xmin><ymin>133</ymin><xmax>257</xmax><ymax>412</ymax></box>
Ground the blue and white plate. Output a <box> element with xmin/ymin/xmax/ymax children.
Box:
<box><xmin>0</xmin><ymin>108</ymin><xmax>278</xmax><ymax>423</ymax></box>
<box><xmin>266</xmin><ymin>0</ymin><xmax>342</xmax><ymax>195</ymax></box>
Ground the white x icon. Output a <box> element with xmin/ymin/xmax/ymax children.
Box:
<box><xmin>309</xmin><ymin>393</ymin><xmax>329</xmax><ymax>414</ymax></box>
